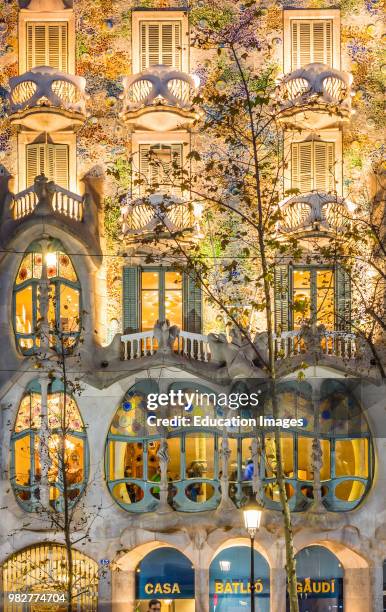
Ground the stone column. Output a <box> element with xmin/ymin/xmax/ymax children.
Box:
<box><xmin>38</xmin><ymin>374</ymin><xmax>51</xmax><ymax>509</ymax></box>
<box><xmin>111</xmin><ymin>568</ymin><xmax>136</xmax><ymax>612</ymax></box>
<box><xmin>270</xmin><ymin>567</ymin><xmax>287</xmax><ymax>612</ymax></box>
<box><xmin>194</xmin><ymin>566</ymin><xmax>209</xmax><ymax>612</ymax></box>
<box><xmin>98</xmin><ymin>567</ymin><xmax>112</xmax><ymax>612</ymax></box>
<box><xmin>344</xmin><ymin>566</ymin><xmax>371</xmax><ymax>612</ymax></box>
<box><xmin>370</xmin><ymin>561</ymin><xmax>384</xmax><ymax>612</ymax></box>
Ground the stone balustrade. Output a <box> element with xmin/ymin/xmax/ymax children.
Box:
<box><xmin>121</xmin><ymin>328</ymin><xmax>211</xmax><ymax>362</ymax></box>
<box><xmin>121</xmin><ymin>65</ymin><xmax>199</xmax><ymax>131</ymax></box>
<box><xmin>278</xmin><ymin>192</ymin><xmax>355</xmax><ymax>233</ymax></box>
<box><xmin>11</xmin><ymin>175</ymin><xmax>85</xmax><ymax>221</ymax></box>
<box><xmin>274</xmin><ymin>328</ymin><xmax>357</xmax><ymax>360</ymax></box>
<box><xmin>275</xmin><ymin>63</ymin><xmax>352</xmax><ymax>128</ymax></box>
<box><xmin>8</xmin><ymin>67</ymin><xmax>87</xmax><ymax>130</ymax></box>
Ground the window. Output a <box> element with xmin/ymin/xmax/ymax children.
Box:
<box><xmin>2</xmin><ymin>544</ymin><xmax>98</xmax><ymax>611</ymax></box>
<box><xmin>140</xmin><ymin>21</ymin><xmax>182</xmax><ymax>70</ymax></box>
<box><xmin>105</xmin><ymin>381</ymin><xmax>373</xmax><ymax>514</ymax></box>
<box><xmin>292</xmin><ymin>268</ymin><xmax>335</xmax><ymax>329</ymax></box>
<box><xmin>13</xmin><ymin>241</ymin><xmax>81</xmax><ymax>354</ymax></box>
<box><xmin>141</xmin><ymin>269</ymin><xmax>183</xmax><ymax>330</ymax></box>
<box><xmin>26</xmin><ymin>22</ymin><xmax>68</xmax><ymax>71</ymax></box>
<box><xmin>26</xmin><ymin>143</ymin><xmax>69</xmax><ymax>189</ymax></box>
<box><xmin>10</xmin><ymin>380</ymin><xmax>88</xmax><ymax>512</ymax></box>
<box><xmin>291</xmin><ymin>20</ymin><xmax>332</xmax><ymax>69</ymax></box>
<box><xmin>138</xmin><ymin>143</ymin><xmax>183</xmax><ymax>195</ymax></box>
<box><xmin>123</xmin><ymin>267</ymin><xmax>202</xmax><ymax>334</ymax></box>
<box><xmin>291</xmin><ymin>140</ymin><xmax>335</xmax><ymax>193</ymax></box>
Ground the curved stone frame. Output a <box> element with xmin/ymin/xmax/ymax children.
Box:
<box><xmin>10</xmin><ymin>379</ymin><xmax>89</xmax><ymax>512</ymax></box>
<box><xmin>105</xmin><ymin>381</ymin><xmax>374</xmax><ymax>514</ymax></box>
<box><xmin>12</xmin><ymin>238</ymin><xmax>82</xmax><ymax>355</ymax></box>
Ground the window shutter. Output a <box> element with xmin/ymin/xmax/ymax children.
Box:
<box><xmin>26</xmin><ymin>144</ymin><xmax>69</xmax><ymax>188</ymax></box>
<box><xmin>292</xmin><ymin>142</ymin><xmax>312</xmax><ymax>193</ymax></box>
<box><xmin>183</xmin><ymin>272</ymin><xmax>202</xmax><ymax>333</ymax></box>
<box><xmin>26</xmin><ymin>23</ymin><xmax>68</xmax><ymax>71</ymax></box>
<box><xmin>123</xmin><ymin>267</ymin><xmax>140</xmax><ymax>333</ymax></box>
<box><xmin>291</xmin><ymin>20</ymin><xmax>332</xmax><ymax>69</ymax></box>
<box><xmin>274</xmin><ymin>265</ymin><xmax>289</xmax><ymax>332</ymax></box>
<box><xmin>140</xmin><ymin>21</ymin><xmax>182</xmax><ymax>70</ymax></box>
<box><xmin>139</xmin><ymin>144</ymin><xmax>182</xmax><ymax>194</ymax></box>
<box><xmin>314</xmin><ymin>141</ymin><xmax>334</xmax><ymax>192</ymax></box>
<box><xmin>335</xmin><ymin>266</ymin><xmax>351</xmax><ymax>331</ymax></box>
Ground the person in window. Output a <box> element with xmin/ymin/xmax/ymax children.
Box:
<box><xmin>147</xmin><ymin>601</ymin><xmax>161</xmax><ymax>612</ymax></box>
<box><xmin>244</xmin><ymin>459</ymin><xmax>254</xmax><ymax>480</ymax></box>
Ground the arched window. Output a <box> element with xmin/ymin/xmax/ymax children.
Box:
<box><xmin>13</xmin><ymin>239</ymin><xmax>81</xmax><ymax>354</ymax></box>
<box><xmin>105</xmin><ymin>380</ymin><xmax>372</xmax><ymax>513</ymax></box>
<box><xmin>11</xmin><ymin>379</ymin><xmax>88</xmax><ymax>511</ymax></box>
<box><xmin>2</xmin><ymin>543</ymin><xmax>98</xmax><ymax>611</ymax></box>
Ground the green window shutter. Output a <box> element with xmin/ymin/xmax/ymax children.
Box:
<box><xmin>274</xmin><ymin>265</ymin><xmax>289</xmax><ymax>332</ymax></box>
<box><xmin>123</xmin><ymin>266</ymin><xmax>139</xmax><ymax>333</ymax></box>
<box><xmin>183</xmin><ymin>272</ymin><xmax>202</xmax><ymax>333</ymax></box>
<box><xmin>335</xmin><ymin>266</ymin><xmax>351</xmax><ymax>331</ymax></box>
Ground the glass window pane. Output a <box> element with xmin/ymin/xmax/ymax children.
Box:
<box><xmin>14</xmin><ymin>435</ymin><xmax>31</xmax><ymax>485</ymax></box>
<box><xmin>317</xmin><ymin>270</ymin><xmax>334</xmax><ymax>328</ymax></box>
<box><xmin>293</xmin><ymin>270</ymin><xmax>311</xmax><ymax>327</ymax></box>
<box><xmin>264</xmin><ymin>435</ymin><xmax>294</xmax><ymax>478</ymax></box>
<box><xmin>298</xmin><ymin>437</ymin><xmax>330</xmax><ymax>480</ymax></box>
<box><xmin>58</xmin><ymin>252</ymin><xmax>77</xmax><ymax>281</ymax></box>
<box><xmin>142</xmin><ymin>271</ymin><xmax>159</xmax><ymax>290</ymax></box>
<box><xmin>109</xmin><ymin>440</ymin><xmax>143</xmax><ymax>481</ymax></box>
<box><xmin>15</xmin><ymin>286</ymin><xmax>34</xmax><ymax>334</ymax></box>
<box><xmin>165</xmin><ymin>271</ymin><xmax>182</xmax><ymax>289</ymax></box>
<box><xmin>335</xmin><ymin>438</ymin><xmax>368</xmax><ymax>477</ymax></box>
<box><xmin>16</xmin><ymin>253</ymin><xmax>33</xmax><ymax>284</ymax></box>
<box><xmin>58</xmin><ymin>285</ymin><xmax>80</xmax><ymax>332</ymax></box>
<box><xmin>185</xmin><ymin>434</ymin><xmax>215</xmax><ymax>479</ymax></box>
<box><xmin>165</xmin><ymin>289</ymin><xmax>182</xmax><ymax>327</ymax></box>
<box><xmin>168</xmin><ymin>437</ymin><xmax>181</xmax><ymax>480</ymax></box>
<box><xmin>141</xmin><ymin>290</ymin><xmax>159</xmax><ymax>330</ymax></box>
<box><xmin>335</xmin><ymin>480</ymin><xmax>365</xmax><ymax>502</ymax></box>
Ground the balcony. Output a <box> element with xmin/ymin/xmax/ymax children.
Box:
<box><xmin>10</xmin><ymin>175</ymin><xmax>85</xmax><ymax>221</ymax></box>
<box><xmin>120</xmin><ymin>65</ymin><xmax>199</xmax><ymax>131</ymax></box>
<box><xmin>278</xmin><ymin>192</ymin><xmax>355</xmax><ymax>234</ymax></box>
<box><xmin>275</xmin><ymin>63</ymin><xmax>352</xmax><ymax>129</ymax></box>
<box><xmin>8</xmin><ymin>67</ymin><xmax>87</xmax><ymax>131</ymax></box>
<box><xmin>121</xmin><ymin>192</ymin><xmax>201</xmax><ymax>240</ymax></box>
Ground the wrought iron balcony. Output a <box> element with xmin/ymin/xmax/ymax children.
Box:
<box><xmin>10</xmin><ymin>175</ymin><xmax>85</xmax><ymax>221</ymax></box>
<box><xmin>121</xmin><ymin>192</ymin><xmax>201</xmax><ymax>239</ymax></box>
<box><xmin>120</xmin><ymin>65</ymin><xmax>199</xmax><ymax>131</ymax></box>
<box><xmin>275</xmin><ymin>63</ymin><xmax>352</xmax><ymax>128</ymax></box>
<box><xmin>8</xmin><ymin>67</ymin><xmax>87</xmax><ymax>131</ymax></box>
<box><xmin>278</xmin><ymin>192</ymin><xmax>355</xmax><ymax>233</ymax></box>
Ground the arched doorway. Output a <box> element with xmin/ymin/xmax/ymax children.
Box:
<box><xmin>287</xmin><ymin>545</ymin><xmax>343</xmax><ymax>611</ymax></box>
<box><xmin>2</xmin><ymin>543</ymin><xmax>98</xmax><ymax>611</ymax></box>
<box><xmin>209</xmin><ymin>545</ymin><xmax>270</xmax><ymax>611</ymax></box>
<box><xmin>135</xmin><ymin>547</ymin><xmax>195</xmax><ymax>611</ymax></box>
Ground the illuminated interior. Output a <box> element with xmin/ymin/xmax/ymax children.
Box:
<box><xmin>106</xmin><ymin>382</ymin><xmax>373</xmax><ymax>513</ymax></box>
<box><xmin>141</xmin><ymin>269</ymin><xmax>183</xmax><ymax>330</ymax></box>
<box><xmin>13</xmin><ymin>243</ymin><xmax>81</xmax><ymax>353</ymax></box>
<box><xmin>2</xmin><ymin>544</ymin><xmax>98</xmax><ymax>612</ymax></box>
<box><xmin>292</xmin><ymin>267</ymin><xmax>335</xmax><ymax>329</ymax></box>
<box><xmin>11</xmin><ymin>381</ymin><xmax>88</xmax><ymax>511</ymax></box>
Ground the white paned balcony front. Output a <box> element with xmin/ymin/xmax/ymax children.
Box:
<box><xmin>8</xmin><ymin>67</ymin><xmax>87</xmax><ymax>131</ymax></box>
<box><xmin>120</xmin><ymin>64</ymin><xmax>199</xmax><ymax>131</ymax></box>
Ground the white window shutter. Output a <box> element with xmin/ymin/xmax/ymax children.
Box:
<box><xmin>26</xmin><ymin>23</ymin><xmax>68</xmax><ymax>71</ymax></box>
<box><xmin>26</xmin><ymin>144</ymin><xmax>69</xmax><ymax>189</ymax></box>
<box><xmin>291</xmin><ymin>20</ymin><xmax>332</xmax><ymax>69</ymax></box>
<box><xmin>292</xmin><ymin>141</ymin><xmax>335</xmax><ymax>193</ymax></box>
<box><xmin>292</xmin><ymin>142</ymin><xmax>312</xmax><ymax>193</ymax></box>
<box><xmin>140</xmin><ymin>22</ymin><xmax>182</xmax><ymax>70</ymax></box>
<box><xmin>139</xmin><ymin>144</ymin><xmax>182</xmax><ymax>194</ymax></box>
<box><xmin>314</xmin><ymin>141</ymin><xmax>335</xmax><ymax>192</ymax></box>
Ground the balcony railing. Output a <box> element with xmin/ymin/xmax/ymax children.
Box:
<box><xmin>121</xmin><ymin>329</ymin><xmax>211</xmax><ymax>362</ymax></box>
<box><xmin>121</xmin><ymin>65</ymin><xmax>199</xmax><ymax>131</ymax></box>
<box><xmin>121</xmin><ymin>323</ymin><xmax>357</xmax><ymax>365</ymax></box>
<box><xmin>11</xmin><ymin>175</ymin><xmax>85</xmax><ymax>221</ymax></box>
<box><xmin>121</xmin><ymin>193</ymin><xmax>200</xmax><ymax>237</ymax></box>
<box><xmin>278</xmin><ymin>192</ymin><xmax>355</xmax><ymax>233</ymax></box>
<box><xmin>8</xmin><ymin>67</ymin><xmax>87</xmax><ymax>130</ymax></box>
<box><xmin>275</xmin><ymin>63</ymin><xmax>352</xmax><ymax>128</ymax></box>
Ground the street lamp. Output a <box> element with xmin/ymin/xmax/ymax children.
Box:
<box><xmin>243</xmin><ymin>502</ymin><xmax>262</xmax><ymax>612</ymax></box>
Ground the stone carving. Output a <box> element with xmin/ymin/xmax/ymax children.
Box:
<box><xmin>208</xmin><ymin>325</ymin><xmax>265</xmax><ymax>376</ymax></box>
<box><xmin>121</xmin><ymin>193</ymin><xmax>194</xmax><ymax>237</ymax></box>
<box><xmin>217</xmin><ymin>435</ymin><xmax>235</xmax><ymax>512</ymax></box>
<box><xmin>251</xmin><ymin>437</ymin><xmax>263</xmax><ymax>505</ymax></box>
<box><xmin>122</xmin><ymin>65</ymin><xmax>197</xmax><ymax>111</ymax></box>
<box><xmin>277</xmin><ymin>62</ymin><xmax>352</xmax><ymax>113</ymax></box>
<box><xmin>157</xmin><ymin>438</ymin><xmax>172</xmax><ymax>514</ymax></box>
<box><xmin>153</xmin><ymin>320</ymin><xmax>180</xmax><ymax>351</ymax></box>
<box><xmin>8</xmin><ymin>67</ymin><xmax>86</xmax><ymax>115</ymax></box>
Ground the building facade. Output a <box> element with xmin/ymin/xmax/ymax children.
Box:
<box><xmin>0</xmin><ymin>0</ymin><xmax>385</xmax><ymax>611</ymax></box>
